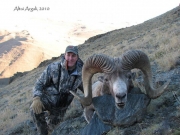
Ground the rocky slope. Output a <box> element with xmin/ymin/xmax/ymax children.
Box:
<box><xmin>0</xmin><ymin>6</ymin><xmax>180</xmax><ymax>135</ymax></box>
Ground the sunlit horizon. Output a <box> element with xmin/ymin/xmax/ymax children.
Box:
<box><xmin>0</xmin><ymin>0</ymin><xmax>179</xmax><ymax>55</ymax></box>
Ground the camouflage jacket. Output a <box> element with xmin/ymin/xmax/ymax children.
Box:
<box><xmin>33</xmin><ymin>54</ymin><xmax>84</xmax><ymax>107</ymax></box>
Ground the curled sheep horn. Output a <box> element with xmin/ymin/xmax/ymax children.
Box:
<box><xmin>121</xmin><ymin>50</ymin><xmax>170</xmax><ymax>98</ymax></box>
<box><xmin>70</xmin><ymin>54</ymin><xmax>115</xmax><ymax>106</ymax></box>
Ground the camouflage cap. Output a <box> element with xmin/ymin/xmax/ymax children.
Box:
<box><xmin>65</xmin><ymin>45</ymin><xmax>78</xmax><ymax>55</ymax></box>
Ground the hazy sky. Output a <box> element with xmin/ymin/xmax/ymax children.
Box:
<box><xmin>1</xmin><ymin>0</ymin><xmax>179</xmax><ymax>25</ymax></box>
<box><xmin>0</xmin><ymin>0</ymin><xmax>179</xmax><ymax>55</ymax></box>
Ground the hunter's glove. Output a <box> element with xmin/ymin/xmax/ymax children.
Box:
<box><xmin>30</xmin><ymin>96</ymin><xmax>45</xmax><ymax>114</ymax></box>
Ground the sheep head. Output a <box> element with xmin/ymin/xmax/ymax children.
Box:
<box><xmin>70</xmin><ymin>50</ymin><xmax>170</xmax><ymax>108</ymax></box>
<box><xmin>101</xmin><ymin>69</ymin><xmax>133</xmax><ymax>109</ymax></box>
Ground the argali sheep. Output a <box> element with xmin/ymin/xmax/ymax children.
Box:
<box><xmin>70</xmin><ymin>50</ymin><xmax>170</xmax><ymax>123</ymax></box>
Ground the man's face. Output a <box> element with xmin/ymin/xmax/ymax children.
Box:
<box><xmin>65</xmin><ymin>52</ymin><xmax>78</xmax><ymax>68</ymax></box>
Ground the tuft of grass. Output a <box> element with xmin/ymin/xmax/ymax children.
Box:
<box><xmin>156</xmin><ymin>51</ymin><xmax>180</xmax><ymax>70</ymax></box>
<box><xmin>173</xmin><ymin>129</ymin><xmax>180</xmax><ymax>135</ymax></box>
<box><xmin>107</xmin><ymin>127</ymin><xmax>123</xmax><ymax>135</ymax></box>
<box><xmin>139</xmin><ymin>124</ymin><xmax>160</xmax><ymax>135</ymax></box>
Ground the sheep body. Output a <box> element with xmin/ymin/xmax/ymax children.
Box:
<box><xmin>84</xmin><ymin>74</ymin><xmax>133</xmax><ymax>123</ymax></box>
<box><xmin>70</xmin><ymin>50</ymin><xmax>170</xmax><ymax>123</ymax></box>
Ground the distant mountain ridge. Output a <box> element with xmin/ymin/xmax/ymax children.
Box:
<box><xmin>0</xmin><ymin>30</ymin><xmax>52</xmax><ymax>79</ymax></box>
<box><xmin>0</xmin><ymin>19</ymin><xmax>123</xmax><ymax>80</ymax></box>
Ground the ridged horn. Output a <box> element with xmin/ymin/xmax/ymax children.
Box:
<box><xmin>70</xmin><ymin>54</ymin><xmax>115</xmax><ymax>106</ymax></box>
<box><xmin>121</xmin><ymin>50</ymin><xmax>170</xmax><ymax>98</ymax></box>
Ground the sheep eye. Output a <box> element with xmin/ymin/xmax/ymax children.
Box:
<box><xmin>127</xmin><ymin>74</ymin><xmax>132</xmax><ymax>80</ymax></box>
<box><xmin>104</xmin><ymin>78</ymin><xmax>108</xmax><ymax>82</ymax></box>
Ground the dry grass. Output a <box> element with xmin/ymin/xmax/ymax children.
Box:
<box><xmin>139</xmin><ymin>124</ymin><xmax>160</xmax><ymax>135</ymax></box>
<box><xmin>106</xmin><ymin>127</ymin><xmax>123</xmax><ymax>135</ymax></box>
<box><xmin>0</xmin><ymin>67</ymin><xmax>43</xmax><ymax>133</ymax></box>
<box><xmin>106</xmin><ymin>123</ymin><xmax>161</xmax><ymax>135</ymax></box>
<box><xmin>79</xmin><ymin>7</ymin><xmax>180</xmax><ymax>71</ymax></box>
<box><xmin>0</xmin><ymin>87</ymin><xmax>32</xmax><ymax>133</ymax></box>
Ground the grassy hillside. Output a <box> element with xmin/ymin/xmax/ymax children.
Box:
<box><xmin>79</xmin><ymin>6</ymin><xmax>180</xmax><ymax>71</ymax></box>
<box><xmin>0</xmin><ymin>6</ymin><xmax>180</xmax><ymax>135</ymax></box>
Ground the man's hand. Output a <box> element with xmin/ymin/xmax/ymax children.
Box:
<box><xmin>30</xmin><ymin>97</ymin><xmax>45</xmax><ymax>114</ymax></box>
